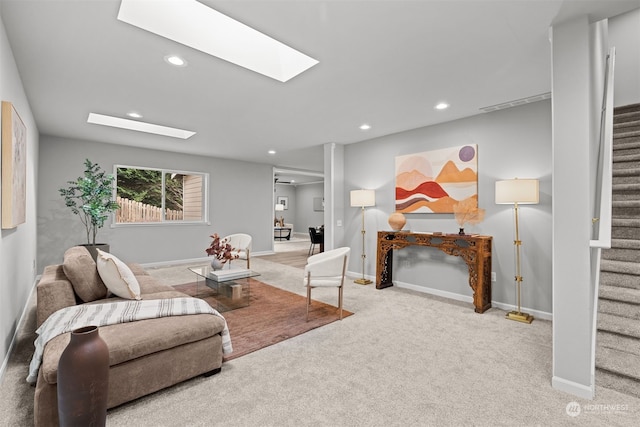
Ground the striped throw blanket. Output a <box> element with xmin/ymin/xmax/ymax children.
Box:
<box><xmin>27</xmin><ymin>297</ymin><xmax>232</xmax><ymax>384</ymax></box>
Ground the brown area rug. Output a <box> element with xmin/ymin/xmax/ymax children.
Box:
<box><xmin>173</xmin><ymin>280</ymin><xmax>353</xmax><ymax>361</ymax></box>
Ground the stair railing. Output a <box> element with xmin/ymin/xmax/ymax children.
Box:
<box><xmin>589</xmin><ymin>47</ymin><xmax>615</xmax><ymax>389</ymax></box>
<box><xmin>591</xmin><ymin>47</ymin><xmax>615</xmax><ymax>249</ymax></box>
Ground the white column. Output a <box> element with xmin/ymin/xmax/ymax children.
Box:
<box><xmin>551</xmin><ymin>16</ymin><xmax>596</xmax><ymax>399</ymax></box>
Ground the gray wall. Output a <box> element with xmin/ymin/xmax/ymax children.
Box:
<box><xmin>343</xmin><ymin>100</ymin><xmax>552</xmax><ymax>315</ymax></box>
<box><xmin>610</xmin><ymin>8</ymin><xmax>640</xmax><ymax>107</ymax></box>
<box><xmin>0</xmin><ymin>11</ymin><xmax>39</xmax><ymax>375</ymax></box>
<box><xmin>295</xmin><ymin>183</ymin><xmax>324</xmax><ymax>232</ymax></box>
<box><xmin>38</xmin><ymin>136</ymin><xmax>274</xmax><ymax>270</ymax></box>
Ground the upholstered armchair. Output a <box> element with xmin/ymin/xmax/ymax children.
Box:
<box><xmin>303</xmin><ymin>247</ymin><xmax>350</xmax><ymax>321</ymax></box>
<box><xmin>224</xmin><ymin>233</ymin><xmax>252</xmax><ymax>269</ymax></box>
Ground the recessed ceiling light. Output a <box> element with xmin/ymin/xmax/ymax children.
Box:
<box><xmin>360</xmin><ymin>124</ymin><xmax>371</xmax><ymax>130</ymax></box>
<box><xmin>164</xmin><ymin>55</ymin><xmax>187</xmax><ymax>67</ymax></box>
<box><xmin>268</xmin><ymin>150</ymin><xmax>276</xmax><ymax>155</ymax></box>
<box><xmin>87</xmin><ymin>113</ymin><xmax>196</xmax><ymax>139</ymax></box>
<box><xmin>127</xmin><ymin>111</ymin><xmax>143</xmax><ymax>119</ymax></box>
<box><xmin>435</xmin><ymin>102</ymin><xmax>449</xmax><ymax>110</ymax></box>
<box><xmin>118</xmin><ymin>0</ymin><xmax>318</xmax><ymax>82</ymax></box>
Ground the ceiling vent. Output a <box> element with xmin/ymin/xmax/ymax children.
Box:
<box><xmin>480</xmin><ymin>92</ymin><xmax>551</xmax><ymax>113</ymax></box>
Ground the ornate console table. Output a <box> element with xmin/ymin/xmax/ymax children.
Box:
<box><xmin>376</xmin><ymin>231</ymin><xmax>492</xmax><ymax>313</ymax></box>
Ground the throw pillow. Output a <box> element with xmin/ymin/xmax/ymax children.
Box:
<box><xmin>62</xmin><ymin>246</ymin><xmax>108</xmax><ymax>302</ymax></box>
<box><xmin>95</xmin><ymin>249</ymin><xmax>142</xmax><ymax>300</ymax></box>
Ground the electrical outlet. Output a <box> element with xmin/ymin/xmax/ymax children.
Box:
<box><xmin>491</xmin><ymin>272</ymin><xmax>496</xmax><ymax>282</ymax></box>
<box><xmin>336</xmin><ymin>220</ymin><xmax>342</xmax><ymax>227</ymax></box>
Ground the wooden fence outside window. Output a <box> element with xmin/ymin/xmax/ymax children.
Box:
<box><xmin>116</xmin><ymin>196</ymin><xmax>182</xmax><ymax>222</ymax></box>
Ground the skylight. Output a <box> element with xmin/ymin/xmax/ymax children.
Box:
<box><xmin>87</xmin><ymin>113</ymin><xmax>196</xmax><ymax>139</ymax></box>
<box><xmin>117</xmin><ymin>0</ymin><xmax>319</xmax><ymax>82</ymax></box>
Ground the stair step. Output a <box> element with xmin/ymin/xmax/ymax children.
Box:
<box><xmin>612</xmin><ymin>183</ymin><xmax>640</xmax><ymax>192</ymax></box>
<box><xmin>611</xmin><ymin>239</ymin><xmax>640</xmax><ymax>250</ymax></box>
<box><xmin>600</xmin><ymin>284</ymin><xmax>640</xmax><ymax>304</ymax></box>
<box><xmin>612</xmin><ymin>167</ymin><xmax>640</xmax><ymax>177</ymax></box>
<box><xmin>612</xmin><ymin>199</ymin><xmax>640</xmax><ymax>207</ymax></box>
<box><xmin>599</xmin><ymin>299</ymin><xmax>640</xmax><ymax>319</ymax></box>
<box><xmin>596</xmin><ymin>368</ymin><xmax>640</xmax><ymax>399</ymax></box>
<box><xmin>597</xmin><ymin>330</ymin><xmax>640</xmax><ymax>357</ymax></box>
<box><xmin>614</xmin><ymin>110</ymin><xmax>640</xmax><ymax>124</ymax></box>
<box><xmin>614</xmin><ymin>176</ymin><xmax>640</xmax><ymax>186</ymax></box>
<box><xmin>613</xmin><ymin>153</ymin><xmax>640</xmax><ymax>163</ymax></box>
<box><xmin>598</xmin><ymin>313</ymin><xmax>640</xmax><ymax>340</ymax></box>
<box><xmin>614</xmin><ymin>129</ymin><xmax>640</xmax><ymax>141</ymax></box>
<box><xmin>614</xmin><ymin>133</ymin><xmax>640</xmax><ymax>148</ymax></box>
<box><xmin>612</xmin><ymin>218</ymin><xmax>640</xmax><ymax>228</ymax></box>
<box><xmin>601</xmin><ymin>259</ymin><xmax>640</xmax><ymax>276</ymax></box>
<box><xmin>614</xmin><ymin>103</ymin><xmax>640</xmax><ymax>115</ymax></box>
<box><xmin>614</xmin><ymin>122</ymin><xmax>640</xmax><ymax>134</ymax></box>
<box><xmin>602</xmin><ymin>247</ymin><xmax>640</xmax><ymax>262</ymax></box>
<box><xmin>612</xmin><ymin>227</ymin><xmax>640</xmax><ymax>240</ymax></box>
<box><xmin>601</xmin><ymin>271</ymin><xmax>640</xmax><ymax>290</ymax></box>
<box><xmin>596</xmin><ymin>346</ymin><xmax>640</xmax><ymax>382</ymax></box>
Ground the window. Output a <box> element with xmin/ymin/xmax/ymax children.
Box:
<box><xmin>115</xmin><ymin>166</ymin><xmax>207</xmax><ymax>224</ymax></box>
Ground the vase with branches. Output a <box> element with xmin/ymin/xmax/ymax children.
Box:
<box><xmin>205</xmin><ymin>233</ymin><xmax>239</xmax><ymax>270</ymax></box>
<box><xmin>453</xmin><ymin>198</ymin><xmax>485</xmax><ymax>235</ymax></box>
<box><xmin>59</xmin><ymin>159</ymin><xmax>119</xmax><ymax>249</ymax></box>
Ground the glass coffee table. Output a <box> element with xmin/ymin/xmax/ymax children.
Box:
<box><xmin>188</xmin><ymin>266</ymin><xmax>259</xmax><ymax>312</ymax></box>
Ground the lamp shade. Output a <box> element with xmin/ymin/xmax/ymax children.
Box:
<box><xmin>495</xmin><ymin>179</ymin><xmax>539</xmax><ymax>204</ymax></box>
<box><xmin>350</xmin><ymin>189</ymin><xmax>376</xmax><ymax>207</ymax></box>
<box><xmin>275</xmin><ymin>204</ymin><xmax>285</xmax><ymax>211</ymax></box>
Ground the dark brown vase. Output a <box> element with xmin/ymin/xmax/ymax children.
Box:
<box><xmin>57</xmin><ymin>326</ymin><xmax>109</xmax><ymax>427</ymax></box>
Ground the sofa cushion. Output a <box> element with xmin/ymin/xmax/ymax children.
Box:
<box><xmin>96</xmin><ymin>249</ymin><xmax>141</xmax><ymax>300</ymax></box>
<box><xmin>40</xmin><ymin>313</ymin><xmax>226</xmax><ymax>384</ymax></box>
<box><xmin>62</xmin><ymin>246</ymin><xmax>107</xmax><ymax>302</ymax></box>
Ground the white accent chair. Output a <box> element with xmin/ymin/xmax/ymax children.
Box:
<box><xmin>224</xmin><ymin>233</ymin><xmax>252</xmax><ymax>269</ymax></box>
<box><xmin>303</xmin><ymin>247</ymin><xmax>350</xmax><ymax>321</ymax></box>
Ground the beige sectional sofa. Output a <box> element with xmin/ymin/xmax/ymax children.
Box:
<box><xmin>32</xmin><ymin>246</ymin><xmax>226</xmax><ymax>426</ymax></box>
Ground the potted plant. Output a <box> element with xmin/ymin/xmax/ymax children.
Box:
<box><xmin>205</xmin><ymin>233</ymin><xmax>239</xmax><ymax>270</ymax></box>
<box><xmin>59</xmin><ymin>159</ymin><xmax>119</xmax><ymax>259</ymax></box>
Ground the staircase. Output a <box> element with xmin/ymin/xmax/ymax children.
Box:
<box><xmin>596</xmin><ymin>103</ymin><xmax>640</xmax><ymax>398</ymax></box>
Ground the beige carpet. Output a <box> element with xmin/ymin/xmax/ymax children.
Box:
<box><xmin>2</xmin><ymin>256</ymin><xmax>640</xmax><ymax>426</ymax></box>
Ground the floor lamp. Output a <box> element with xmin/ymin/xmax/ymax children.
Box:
<box><xmin>275</xmin><ymin>203</ymin><xmax>284</xmax><ymax>226</ymax></box>
<box><xmin>495</xmin><ymin>178</ymin><xmax>539</xmax><ymax>324</ymax></box>
<box><xmin>350</xmin><ymin>189</ymin><xmax>375</xmax><ymax>285</ymax></box>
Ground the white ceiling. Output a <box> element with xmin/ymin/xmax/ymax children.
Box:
<box><xmin>2</xmin><ymin>0</ymin><xmax>639</xmax><ymax>179</ymax></box>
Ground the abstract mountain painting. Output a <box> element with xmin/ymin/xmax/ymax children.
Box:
<box><xmin>395</xmin><ymin>145</ymin><xmax>478</xmax><ymax>213</ymax></box>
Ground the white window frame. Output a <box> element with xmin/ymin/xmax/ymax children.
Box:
<box><xmin>112</xmin><ymin>164</ymin><xmax>209</xmax><ymax>226</ymax></box>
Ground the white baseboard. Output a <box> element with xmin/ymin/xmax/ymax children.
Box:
<box><xmin>351</xmin><ymin>274</ymin><xmax>553</xmax><ymax>321</ymax></box>
<box><xmin>552</xmin><ymin>376</ymin><xmax>595</xmax><ymax>400</ymax></box>
<box><xmin>0</xmin><ymin>276</ymin><xmax>39</xmax><ymax>384</ymax></box>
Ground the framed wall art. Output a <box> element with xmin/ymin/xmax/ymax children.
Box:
<box><xmin>277</xmin><ymin>196</ymin><xmax>289</xmax><ymax>210</ymax></box>
<box><xmin>2</xmin><ymin>101</ymin><xmax>27</xmax><ymax>229</ymax></box>
<box><xmin>395</xmin><ymin>144</ymin><xmax>477</xmax><ymax>214</ymax></box>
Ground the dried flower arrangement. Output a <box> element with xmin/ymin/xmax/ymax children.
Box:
<box><xmin>205</xmin><ymin>233</ymin><xmax>239</xmax><ymax>265</ymax></box>
<box><xmin>453</xmin><ymin>198</ymin><xmax>485</xmax><ymax>234</ymax></box>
